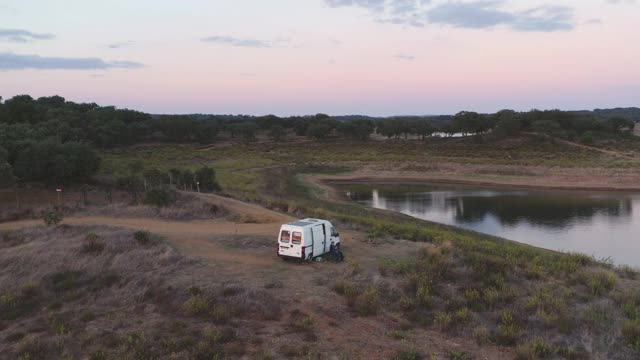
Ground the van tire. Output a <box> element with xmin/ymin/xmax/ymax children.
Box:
<box><xmin>306</xmin><ymin>254</ymin><xmax>313</xmax><ymax>263</ymax></box>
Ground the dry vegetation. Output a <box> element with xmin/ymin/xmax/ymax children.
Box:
<box><xmin>0</xmin><ymin>225</ymin><xmax>286</xmax><ymax>359</ymax></box>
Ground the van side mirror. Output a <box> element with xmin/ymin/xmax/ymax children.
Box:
<box><xmin>334</xmin><ymin>232</ymin><xmax>340</xmax><ymax>237</ymax></box>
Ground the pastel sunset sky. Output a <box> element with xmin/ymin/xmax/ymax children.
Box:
<box><xmin>0</xmin><ymin>0</ymin><xmax>638</xmax><ymax>115</ymax></box>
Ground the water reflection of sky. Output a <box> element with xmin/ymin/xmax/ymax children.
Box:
<box><xmin>347</xmin><ymin>186</ymin><xmax>640</xmax><ymax>267</ymax></box>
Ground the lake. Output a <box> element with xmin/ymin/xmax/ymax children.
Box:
<box><xmin>342</xmin><ymin>183</ymin><xmax>640</xmax><ymax>267</ymax></box>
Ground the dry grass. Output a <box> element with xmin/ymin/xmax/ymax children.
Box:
<box><xmin>0</xmin><ymin>225</ymin><xmax>281</xmax><ymax>359</ymax></box>
<box><xmin>0</xmin><ymin>192</ymin><xmax>229</xmax><ymax>222</ymax></box>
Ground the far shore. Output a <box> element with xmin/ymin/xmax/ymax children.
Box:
<box><xmin>304</xmin><ymin>171</ymin><xmax>640</xmax><ymax>202</ymax></box>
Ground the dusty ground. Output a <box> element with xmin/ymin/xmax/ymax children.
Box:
<box><xmin>0</xmin><ymin>192</ymin><xmax>512</xmax><ymax>359</ymax></box>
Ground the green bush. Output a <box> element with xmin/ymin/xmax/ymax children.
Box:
<box><xmin>580</xmin><ymin>131</ymin><xmax>594</xmax><ymax>145</ymax></box>
<box><xmin>355</xmin><ymin>287</ymin><xmax>379</xmax><ymax>316</ymax></box>
<box><xmin>434</xmin><ymin>312</ymin><xmax>453</xmax><ymax>330</ymax></box>
<box><xmin>143</xmin><ymin>188</ymin><xmax>176</xmax><ymax>207</ymax></box>
<box><xmin>43</xmin><ymin>211</ymin><xmax>63</xmax><ymax>226</ymax></box>
<box><xmin>184</xmin><ymin>294</ymin><xmax>211</xmax><ymax>317</ymax></box>
<box><xmin>495</xmin><ymin>311</ymin><xmax>520</xmax><ymax>346</ymax></box>
<box><xmin>587</xmin><ymin>271</ymin><xmax>617</xmax><ymax>296</ymax></box>
<box><xmin>473</xmin><ymin>326</ymin><xmax>490</xmax><ymax>346</ymax></box>
<box><xmin>134</xmin><ymin>231</ymin><xmax>152</xmax><ymax>245</ymax></box>
<box><xmin>622</xmin><ymin>320</ymin><xmax>640</xmax><ymax>351</ymax></box>
<box><xmin>81</xmin><ymin>233</ymin><xmax>105</xmax><ymax>254</ymax></box>
<box><xmin>393</xmin><ymin>348</ymin><xmax>420</xmax><ymax>360</ymax></box>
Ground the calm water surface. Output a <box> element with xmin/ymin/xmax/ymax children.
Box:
<box><xmin>343</xmin><ymin>184</ymin><xmax>640</xmax><ymax>267</ymax></box>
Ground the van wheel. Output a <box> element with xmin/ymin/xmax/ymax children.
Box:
<box><xmin>306</xmin><ymin>254</ymin><xmax>313</xmax><ymax>263</ymax></box>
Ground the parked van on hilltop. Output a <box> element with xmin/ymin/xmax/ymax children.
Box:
<box><xmin>277</xmin><ymin>218</ymin><xmax>341</xmax><ymax>261</ymax></box>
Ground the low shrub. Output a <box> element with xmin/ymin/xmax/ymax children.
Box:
<box><xmin>473</xmin><ymin>326</ymin><xmax>490</xmax><ymax>346</ymax></box>
<box><xmin>587</xmin><ymin>271</ymin><xmax>617</xmax><ymax>296</ymax></box>
<box><xmin>434</xmin><ymin>312</ymin><xmax>453</xmax><ymax>330</ymax></box>
<box><xmin>184</xmin><ymin>294</ymin><xmax>211</xmax><ymax>317</ymax></box>
<box><xmin>43</xmin><ymin>211</ymin><xmax>63</xmax><ymax>226</ymax></box>
<box><xmin>81</xmin><ymin>233</ymin><xmax>105</xmax><ymax>254</ymax></box>
<box><xmin>393</xmin><ymin>348</ymin><xmax>420</xmax><ymax>360</ymax></box>
<box><xmin>622</xmin><ymin>320</ymin><xmax>640</xmax><ymax>351</ymax></box>
<box><xmin>134</xmin><ymin>231</ymin><xmax>152</xmax><ymax>245</ymax></box>
<box><xmin>143</xmin><ymin>188</ymin><xmax>176</xmax><ymax>207</ymax></box>
<box><xmin>390</xmin><ymin>330</ymin><xmax>408</xmax><ymax>340</ymax></box>
<box><xmin>515</xmin><ymin>338</ymin><xmax>556</xmax><ymax>360</ymax></box>
<box><xmin>495</xmin><ymin>311</ymin><xmax>520</xmax><ymax>346</ymax></box>
<box><xmin>355</xmin><ymin>287</ymin><xmax>379</xmax><ymax>316</ymax></box>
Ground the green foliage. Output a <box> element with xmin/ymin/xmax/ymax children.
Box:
<box><xmin>622</xmin><ymin>320</ymin><xmax>640</xmax><ymax>351</ymax></box>
<box><xmin>268</xmin><ymin>125</ymin><xmax>286</xmax><ymax>141</ymax></box>
<box><xmin>515</xmin><ymin>337</ymin><xmax>556</xmax><ymax>359</ymax></box>
<box><xmin>355</xmin><ymin>287</ymin><xmax>380</xmax><ymax>316</ymax></box>
<box><xmin>306</xmin><ymin>122</ymin><xmax>333</xmax><ymax>140</ymax></box>
<box><xmin>13</xmin><ymin>140</ymin><xmax>100</xmax><ymax>183</ymax></box>
<box><xmin>473</xmin><ymin>326</ymin><xmax>490</xmax><ymax>346</ymax></box>
<box><xmin>449</xmin><ymin>351</ymin><xmax>469</xmax><ymax>360</ymax></box>
<box><xmin>393</xmin><ymin>348</ymin><xmax>420</xmax><ymax>360</ymax></box>
<box><xmin>338</xmin><ymin>119</ymin><xmax>375</xmax><ymax>140</ymax></box>
<box><xmin>586</xmin><ymin>271</ymin><xmax>617</xmax><ymax>296</ymax></box>
<box><xmin>0</xmin><ymin>145</ymin><xmax>15</xmax><ymax>188</ymax></box>
<box><xmin>184</xmin><ymin>294</ymin><xmax>211</xmax><ymax>317</ymax></box>
<box><xmin>580</xmin><ymin>131</ymin><xmax>594</xmax><ymax>145</ymax></box>
<box><xmin>143</xmin><ymin>188</ymin><xmax>176</xmax><ymax>207</ymax></box>
<box><xmin>81</xmin><ymin>233</ymin><xmax>105</xmax><ymax>254</ymax></box>
<box><xmin>495</xmin><ymin>310</ymin><xmax>520</xmax><ymax>346</ymax></box>
<box><xmin>195</xmin><ymin>166</ymin><xmax>221</xmax><ymax>192</ymax></box>
<box><xmin>43</xmin><ymin>211</ymin><xmax>63</xmax><ymax>226</ymax></box>
<box><xmin>134</xmin><ymin>231</ymin><xmax>152</xmax><ymax>245</ymax></box>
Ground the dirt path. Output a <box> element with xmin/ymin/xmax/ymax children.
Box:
<box><xmin>522</xmin><ymin>132</ymin><xmax>637</xmax><ymax>159</ymax></box>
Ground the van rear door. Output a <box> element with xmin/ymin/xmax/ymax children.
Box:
<box><xmin>278</xmin><ymin>228</ymin><xmax>302</xmax><ymax>258</ymax></box>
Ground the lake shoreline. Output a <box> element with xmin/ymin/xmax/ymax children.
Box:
<box><xmin>306</xmin><ymin>173</ymin><xmax>640</xmax><ymax>201</ymax></box>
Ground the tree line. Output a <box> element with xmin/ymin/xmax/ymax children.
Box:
<box><xmin>0</xmin><ymin>94</ymin><xmax>636</xmax><ymax>189</ymax></box>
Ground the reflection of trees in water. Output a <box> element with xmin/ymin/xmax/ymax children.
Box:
<box><xmin>348</xmin><ymin>189</ymin><xmax>633</xmax><ymax>229</ymax></box>
<box><xmin>448</xmin><ymin>195</ymin><xmax>632</xmax><ymax>228</ymax></box>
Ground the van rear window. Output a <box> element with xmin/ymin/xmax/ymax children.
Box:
<box><xmin>292</xmin><ymin>232</ymin><xmax>302</xmax><ymax>245</ymax></box>
<box><xmin>280</xmin><ymin>230</ymin><xmax>290</xmax><ymax>243</ymax></box>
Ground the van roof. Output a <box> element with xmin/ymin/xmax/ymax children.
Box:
<box><xmin>285</xmin><ymin>218</ymin><xmax>327</xmax><ymax>228</ymax></box>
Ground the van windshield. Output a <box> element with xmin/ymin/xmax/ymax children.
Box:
<box><xmin>280</xmin><ymin>230</ymin><xmax>290</xmax><ymax>243</ymax></box>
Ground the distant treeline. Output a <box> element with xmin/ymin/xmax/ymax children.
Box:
<box><xmin>0</xmin><ymin>94</ymin><xmax>636</xmax><ymax>187</ymax></box>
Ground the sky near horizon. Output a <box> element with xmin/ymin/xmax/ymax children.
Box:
<box><xmin>0</xmin><ymin>0</ymin><xmax>638</xmax><ymax>116</ymax></box>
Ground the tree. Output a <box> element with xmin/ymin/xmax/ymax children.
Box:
<box><xmin>307</xmin><ymin>122</ymin><xmax>332</xmax><ymax>140</ymax></box>
<box><xmin>580</xmin><ymin>131</ymin><xmax>594</xmax><ymax>145</ymax></box>
<box><xmin>180</xmin><ymin>169</ymin><xmax>195</xmax><ymax>191</ymax></box>
<box><xmin>195</xmin><ymin>166</ymin><xmax>221</xmax><ymax>192</ymax></box>
<box><xmin>410</xmin><ymin>121</ymin><xmax>435</xmax><ymax>140</ymax></box>
<box><xmin>143</xmin><ymin>168</ymin><xmax>168</xmax><ymax>189</ymax></box>
<box><xmin>116</xmin><ymin>174</ymin><xmax>144</xmax><ymax>204</ymax></box>
<box><xmin>453</xmin><ymin>111</ymin><xmax>490</xmax><ymax>135</ymax></box>
<box><xmin>493</xmin><ymin>110</ymin><xmax>521</xmax><ymax>137</ymax></box>
<box><xmin>338</xmin><ymin>119</ymin><xmax>374</xmax><ymax>141</ymax></box>
<box><xmin>269</xmin><ymin>125</ymin><xmax>286</xmax><ymax>142</ymax></box>
<box><xmin>608</xmin><ymin>117</ymin><xmax>635</xmax><ymax>133</ymax></box>
<box><xmin>0</xmin><ymin>146</ymin><xmax>15</xmax><ymax>189</ymax></box>
<box><xmin>195</xmin><ymin>120</ymin><xmax>220</xmax><ymax>144</ymax></box>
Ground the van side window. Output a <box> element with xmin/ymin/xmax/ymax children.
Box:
<box><xmin>292</xmin><ymin>232</ymin><xmax>302</xmax><ymax>245</ymax></box>
<box><xmin>280</xmin><ymin>230</ymin><xmax>290</xmax><ymax>243</ymax></box>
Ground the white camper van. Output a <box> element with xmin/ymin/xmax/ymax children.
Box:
<box><xmin>277</xmin><ymin>218</ymin><xmax>341</xmax><ymax>261</ymax></box>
